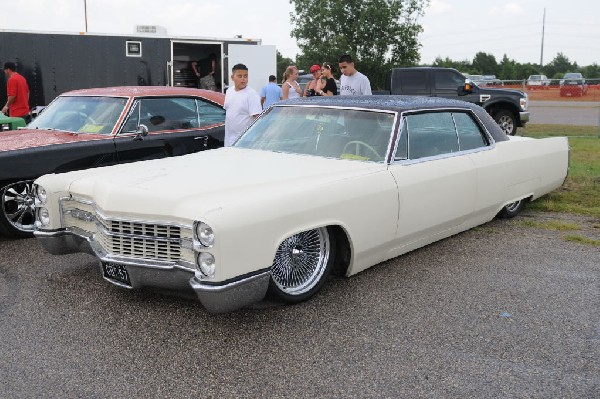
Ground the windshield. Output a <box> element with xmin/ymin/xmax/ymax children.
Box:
<box><xmin>29</xmin><ymin>96</ymin><xmax>128</xmax><ymax>134</ymax></box>
<box><xmin>563</xmin><ymin>73</ymin><xmax>582</xmax><ymax>79</ymax></box>
<box><xmin>235</xmin><ymin>106</ymin><xmax>396</xmax><ymax>163</ymax></box>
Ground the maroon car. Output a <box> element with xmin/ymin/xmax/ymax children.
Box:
<box><xmin>0</xmin><ymin>86</ymin><xmax>225</xmax><ymax>238</ymax></box>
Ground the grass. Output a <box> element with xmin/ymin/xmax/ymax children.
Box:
<box><xmin>517</xmin><ymin>220</ymin><xmax>581</xmax><ymax>231</ymax></box>
<box><xmin>519</xmin><ymin>124</ymin><xmax>600</xmax><ymax>218</ymax></box>
<box><xmin>564</xmin><ymin>235</ymin><xmax>600</xmax><ymax>247</ymax></box>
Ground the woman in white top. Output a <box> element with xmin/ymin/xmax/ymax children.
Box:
<box><xmin>281</xmin><ymin>65</ymin><xmax>303</xmax><ymax>100</ymax></box>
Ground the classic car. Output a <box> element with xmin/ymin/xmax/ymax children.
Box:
<box><xmin>33</xmin><ymin>96</ymin><xmax>569</xmax><ymax>313</ymax></box>
<box><xmin>0</xmin><ymin>86</ymin><xmax>225</xmax><ymax>238</ymax></box>
<box><xmin>559</xmin><ymin>72</ymin><xmax>588</xmax><ymax>97</ymax></box>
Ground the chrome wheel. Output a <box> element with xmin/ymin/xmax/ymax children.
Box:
<box><xmin>495</xmin><ymin>110</ymin><xmax>516</xmax><ymax>136</ymax></box>
<box><xmin>497</xmin><ymin>199</ymin><xmax>525</xmax><ymax>219</ymax></box>
<box><xmin>0</xmin><ymin>181</ymin><xmax>37</xmax><ymax>236</ymax></box>
<box><xmin>271</xmin><ymin>227</ymin><xmax>332</xmax><ymax>298</ymax></box>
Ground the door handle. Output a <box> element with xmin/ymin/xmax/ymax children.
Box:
<box><xmin>194</xmin><ymin>136</ymin><xmax>209</xmax><ymax>147</ymax></box>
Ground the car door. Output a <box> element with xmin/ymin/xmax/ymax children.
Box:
<box><xmin>114</xmin><ymin>96</ymin><xmax>225</xmax><ymax>164</ymax></box>
<box><xmin>431</xmin><ymin>69</ymin><xmax>484</xmax><ymax>104</ymax></box>
<box><xmin>387</xmin><ymin>110</ymin><xmax>478</xmax><ymax>254</ymax></box>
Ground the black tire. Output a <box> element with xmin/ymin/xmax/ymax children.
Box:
<box><xmin>497</xmin><ymin>199</ymin><xmax>525</xmax><ymax>219</ymax></box>
<box><xmin>494</xmin><ymin>109</ymin><xmax>517</xmax><ymax>136</ymax></box>
<box><xmin>0</xmin><ymin>181</ymin><xmax>37</xmax><ymax>238</ymax></box>
<box><xmin>268</xmin><ymin>226</ymin><xmax>336</xmax><ymax>303</ymax></box>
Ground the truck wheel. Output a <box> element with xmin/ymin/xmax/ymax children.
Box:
<box><xmin>494</xmin><ymin>110</ymin><xmax>517</xmax><ymax>136</ymax></box>
<box><xmin>0</xmin><ymin>181</ymin><xmax>37</xmax><ymax>238</ymax></box>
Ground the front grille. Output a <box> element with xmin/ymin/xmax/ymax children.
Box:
<box><xmin>103</xmin><ymin>220</ymin><xmax>181</xmax><ymax>239</ymax></box>
<box><xmin>96</xmin><ymin>217</ymin><xmax>182</xmax><ymax>262</ymax></box>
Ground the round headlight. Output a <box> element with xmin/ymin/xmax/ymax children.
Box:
<box><xmin>37</xmin><ymin>207</ymin><xmax>50</xmax><ymax>226</ymax></box>
<box><xmin>195</xmin><ymin>222</ymin><xmax>215</xmax><ymax>247</ymax></box>
<box><xmin>36</xmin><ymin>185</ymin><xmax>47</xmax><ymax>204</ymax></box>
<box><xmin>196</xmin><ymin>252</ymin><xmax>215</xmax><ymax>277</ymax></box>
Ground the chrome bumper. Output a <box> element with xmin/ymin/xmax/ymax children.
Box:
<box><xmin>35</xmin><ymin>229</ymin><xmax>271</xmax><ymax>313</ymax></box>
<box><xmin>519</xmin><ymin>111</ymin><xmax>530</xmax><ymax>124</ymax></box>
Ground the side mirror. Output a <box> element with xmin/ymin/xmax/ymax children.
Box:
<box><xmin>459</xmin><ymin>79</ymin><xmax>473</xmax><ymax>96</ymax></box>
<box><xmin>133</xmin><ymin>124</ymin><xmax>149</xmax><ymax>141</ymax></box>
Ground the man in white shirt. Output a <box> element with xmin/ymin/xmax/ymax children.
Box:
<box><xmin>338</xmin><ymin>54</ymin><xmax>372</xmax><ymax>96</ymax></box>
<box><xmin>223</xmin><ymin>63</ymin><xmax>262</xmax><ymax>146</ymax></box>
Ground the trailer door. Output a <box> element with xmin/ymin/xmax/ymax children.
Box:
<box><xmin>227</xmin><ymin>44</ymin><xmax>276</xmax><ymax>93</ymax></box>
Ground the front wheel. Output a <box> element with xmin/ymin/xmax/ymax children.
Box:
<box><xmin>268</xmin><ymin>227</ymin><xmax>336</xmax><ymax>303</ymax></box>
<box><xmin>497</xmin><ymin>199</ymin><xmax>525</xmax><ymax>219</ymax></box>
<box><xmin>0</xmin><ymin>180</ymin><xmax>37</xmax><ymax>238</ymax></box>
<box><xmin>494</xmin><ymin>110</ymin><xmax>517</xmax><ymax>136</ymax></box>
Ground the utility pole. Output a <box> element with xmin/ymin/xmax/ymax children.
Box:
<box><xmin>84</xmin><ymin>0</ymin><xmax>88</xmax><ymax>33</ymax></box>
<box><xmin>540</xmin><ymin>8</ymin><xmax>546</xmax><ymax>67</ymax></box>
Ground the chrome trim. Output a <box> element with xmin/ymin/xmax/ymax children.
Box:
<box><xmin>190</xmin><ymin>270</ymin><xmax>271</xmax><ymax>313</ymax></box>
<box><xmin>59</xmin><ymin>196</ymin><xmax>194</xmax><ymax>264</ymax></box>
<box><xmin>390</xmin><ymin>108</ymin><xmax>497</xmax><ymax>165</ymax></box>
<box><xmin>61</xmin><ymin>196</ymin><xmax>192</xmax><ymax>230</ymax></box>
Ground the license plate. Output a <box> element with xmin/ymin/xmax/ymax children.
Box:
<box><xmin>102</xmin><ymin>262</ymin><xmax>131</xmax><ymax>286</ymax></box>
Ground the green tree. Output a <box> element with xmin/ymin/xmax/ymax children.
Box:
<box><xmin>277</xmin><ymin>51</ymin><xmax>294</xmax><ymax>82</ymax></box>
<box><xmin>290</xmin><ymin>0</ymin><xmax>429</xmax><ymax>90</ymax></box>
<box><xmin>582</xmin><ymin>63</ymin><xmax>600</xmax><ymax>79</ymax></box>
<box><xmin>543</xmin><ymin>52</ymin><xmax>575</xmax><ymax>78</ymax></box>
<box><xmin>471</xmin><ymin>52</ymin><xmax>499</xmax><ymax>76</ymax></box>
<box><xmin>432</xmin><ymin>56</ymin><xmax>471</xmax><ymax>72</ymax></box>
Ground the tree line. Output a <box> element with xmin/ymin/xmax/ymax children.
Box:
<box><xmin>283</xmin><ymin>0</ymin><xmax>598</xmax><ymax>90</ymax></box>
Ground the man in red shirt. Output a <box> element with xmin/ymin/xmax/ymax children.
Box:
<box><xmin>2</xmin><ymin>62</ymin><xmax>31</xmax><ymax>123</ymax></box>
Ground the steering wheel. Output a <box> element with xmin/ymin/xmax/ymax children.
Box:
<box><xmin>78</xmin><ymin>112</ymin><xmax>97</xmax><ymax>125</ymax></box>
<box><xmin>342</xmin><ymin>140</ymin><xmax>382</xmax><ymax>161</ymax></box>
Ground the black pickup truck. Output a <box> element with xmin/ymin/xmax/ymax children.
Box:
<box><xmin>386</xmin><ymin>67</ymin><xmax>529</xmax><ymax>136</ymax></box>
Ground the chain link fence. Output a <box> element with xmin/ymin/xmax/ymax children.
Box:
<box><xmin>488</xmin><ymin>78</ymin><xmax>600</xmax><ymax>135</ymax></box>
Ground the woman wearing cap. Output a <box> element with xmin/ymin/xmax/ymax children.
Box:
<box><xmin>303</xmin><ymin>64</ymin><xmax>321</xmax><ymax>97</ymax></box>
<box><xmin>281</xmin><ymin>65</ymin><xmax>303</xmax><ymax>100</ymax></box>
<box><xmin>315</xmin><ymin>63</ymin><xmax>338</xmax><ymax>96</ymax></box>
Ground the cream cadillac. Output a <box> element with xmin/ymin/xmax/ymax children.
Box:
<box><xmin>33</xmin><ymin>96</ymin><xmax>569</xmax><ymax>313</ymax></box>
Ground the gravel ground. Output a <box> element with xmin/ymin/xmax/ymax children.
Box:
<box><xmin>0</xmin><ymin>210</ymin><xmax>598</xmax><ymax>398</ymax></box>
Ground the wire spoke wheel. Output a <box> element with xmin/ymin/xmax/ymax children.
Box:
<box><xmin>270</xmin><ymin>227</ymin><xmax>332</xmax><ymax>300</ymax></box>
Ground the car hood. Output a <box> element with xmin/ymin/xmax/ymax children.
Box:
<box><xmin>0</xmin><ymin>128</ymin><xmax>107</xmax><ymax>152</ymax></box>
<box><xmin>477</xmin><ymin>86</ymin><xmax>525</xmax><ymax>97</ymax></box>
<box><xmin>59</xmin><ymin>147</ymin><xmax>386</xmax><ymax>218</ymax></box>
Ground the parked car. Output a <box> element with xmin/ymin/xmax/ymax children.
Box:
<box><xmin>482</xmin><ymin>75</ymin><xmax>503</xmax><ymax>86</ymax></box>
<box><xmin>526</xmin><ymin>74</ymin><xmax>551</xmax><ymax>89</ymax></box>
<box><xmin>465</xmin><ymin>74</ymin><xmax>485</xmax><ymax>85</ymax></box>
<box><xmin>34</xmin><ymin>96</ymin><xmax>569</xmax><ymax>313</ymax></box>
<box><xmin>0</xmin><ymin>86</ymin><xmax>225</xmax><ymax>238</ymax></box>
<box><xmin>559</xmin><ymin>72</ymin><xmax>588</xmax><ymax>97</ymax></box>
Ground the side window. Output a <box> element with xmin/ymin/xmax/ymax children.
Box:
<box><xmin>400</xmin><ymin>70</ymin><xmax>427</xmax><ymax>91</ymax></box>
<box><xmin>196</xmin><ymin>99</ymin><xmax>225</xmax><ymax>127</ymax></box>
<box><xmin>121</xmin><ymin>97</ymin><xmax>199</xmax><ymax>133</ymax></box>
<box><xmin>406</xmin><ymin>112</ymin><xmax>459</xmax><ymax>159</ymax></box>
<box><xmin>434</xmin><ymin>70</ymin><xmax>465</xmax><ymax>90</ymax></box>
<box><xmin>453</xmin><ymin>112</ymin><xmax>488</xmax><ymax>150</ymax></box>
<box><xmin>121</xmin><ymin>101</ymin><xmax>140</xmax><ymax>133</ymax></box>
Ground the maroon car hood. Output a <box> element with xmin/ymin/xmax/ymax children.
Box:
<box><xmin>0</xmin><ymin>129</ymin><xmax>109</xmax><ymax>152</ymax></box>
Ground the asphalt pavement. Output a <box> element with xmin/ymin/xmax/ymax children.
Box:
<box><xmin>1</xmin><ymin>210</ymin><xmax>599</xmax><ymax>398</ymax></box>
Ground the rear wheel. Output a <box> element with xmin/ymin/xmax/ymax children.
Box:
<box><xmin>497</xmin><ymin>199</ymin><xmax>525</xmax><ymax>219</ymax></box>
<box><xmin>0</xmin><ymin>180</ymin><xmax>37</xmax><ymax>238</ymax></box>
<box><xmin>268</xmin><ymin>227</ymin><xmax>335</xmax><ymax>303</ymax></box>
<box><xmin>494</xmin><ymin>110</ymin><xmax>517</xmax><ymax>136</ymax></box>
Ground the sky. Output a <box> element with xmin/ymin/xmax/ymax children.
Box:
<box><xmin>0</xmin><ymin>0</ymin><xmax>598</xmax><ymax>67</ymax></box>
